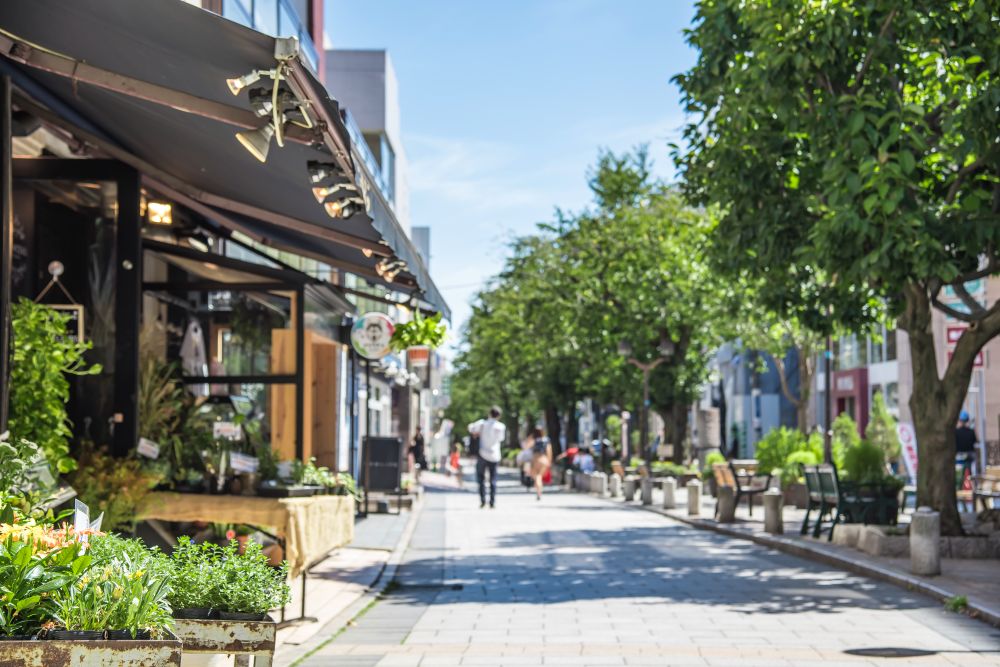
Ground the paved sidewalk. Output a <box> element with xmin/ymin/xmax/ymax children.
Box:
<box><xmin>598</xmin><ymin>480</ymin><xmax>1000</xmax><ymax>626</ymax></box>
<box><xmin>296</xmin><ymin>470</ymin><xmax>1000</xmax><ymax>666</ymax></box>
<box><xmin>275</xmin><ymin>507</ymin><xmax>417</xmax><ymax>665</ymax></box>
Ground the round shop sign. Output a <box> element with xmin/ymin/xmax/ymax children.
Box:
<box><xmin>351</xmin><ymin>312</ymin><xmax>395</xmax><ymax>359</ymax></box>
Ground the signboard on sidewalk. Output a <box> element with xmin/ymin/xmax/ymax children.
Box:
<box><xmin>897</xmin><ymin>422</ymin><xmax>918</xmax><ymax>481</ymax></box>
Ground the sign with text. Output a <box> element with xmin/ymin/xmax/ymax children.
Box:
<box><xmin>229</xmin><ymin>452</ymin><xmax>259</xmax><ymax>474</ymax></box>
<box><xmin>137</xmin><ymin>438</ymin><xmax>160</xmax><ymax>459</ymax></box>
<box><xmin>351</xmin><ymin>313</ymin><xmax>395</xmax><ymax>360</ymax></box>
<box><xmin>50</xmin><ymin>304</ymin><xmax>84</xmax><ymax>342</ymax></box>
<box><xmin>897</xmin><ymin>422</ymin><xmax>918</xmax><ymax>482</ymax></box>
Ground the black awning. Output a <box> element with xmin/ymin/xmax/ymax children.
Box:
<box><xmin>0</xmin><ymin>0</ymin><xmax>449</xmax><ymax>317</ymax></box>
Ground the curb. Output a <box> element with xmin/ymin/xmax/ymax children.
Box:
<box><xmin>281</xmin><ymin>492</ymin><xmax>426</xmax><ymax>667</ymax></box>
<box><xmin>590</xmin><ymin>490</ymin><xmax>1000</xmax><ymax>628</ymax></box>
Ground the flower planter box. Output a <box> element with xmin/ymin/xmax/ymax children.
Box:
<box><xmin>172</xmin><ymin>616</ymin><xmax>275</xmax><ymax>666</ymax></box>
<box><xmin>0</xmin><ymin>632</ymin><xmax>182</xmax><ymax>666</ymax></box>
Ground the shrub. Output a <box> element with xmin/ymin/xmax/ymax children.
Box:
<box><xmin>67</xmin><ymin>443</ymin><xmax>163</xmax><ymax>532</ymax></box>
<box><xmin>781</xmin><ymin>449</ymin><xmax>820</xmax><ymax>486</ymax></box>
<box><xmin>701</xmin><ymin>451</ymin><xmax>726</xmax><ymax>481</ymax></box>
<box><xmin>214</xmin><ymin>541</ymin><xmax>290</xmax><ymax>615</ymax></box>
<box><xmin>754</xmin><ymin>428</ymin><xmax>806</xmax><ymax>475</ymax></box>
<box><xmin>167</xmin><ymin>538</ymin><xmax>217</xmax><ymax>610</ymax></box>
<box><xmin>843</xmin><ymin>439</ymin><xmax>886</xmax><ymax>483</ymax></box>
<box><xmin>866</xmin><ymin>392</ymin><xmax>900</xmax><ymax>462</ymax></box>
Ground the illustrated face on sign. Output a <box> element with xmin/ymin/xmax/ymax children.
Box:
<box><xmin>352</xmin><ymin>313</ymin><xmax>395</xmax><ymax>359</ymax></box>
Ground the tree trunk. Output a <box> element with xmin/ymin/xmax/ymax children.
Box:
<box><xmin>901</xmin><ymin>284</ymin><xmax>966</xmax><ymax>536</ymax></box>
<box><xmin>670</xmin><ymin>403</ymin><xmax>688</xmax><ymax>465</ymax></box>
<box><xmin>565</xmin><ymin>404</ymin><xmax>580</xmax><ymax>447</ymax></box>
<box><xmin>544</xmin><ymin>405</ymin><xmax>562</xmax><ymax>455</ymax></box>
<box><xmin>796</xmin><ymin>350</ymin><xmax>812</xmax><ymax>433</ymax></box>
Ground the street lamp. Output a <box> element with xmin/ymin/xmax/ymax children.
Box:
<box><xmin>619</xmin><ymin>335</ymin><xmax>674</xmax><ymax>465</ymax></box>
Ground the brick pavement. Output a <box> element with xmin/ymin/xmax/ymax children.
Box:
<box><xmin>297</xmin><ymin>470</ymin><xmax>1000</xmax><ymax>666</ymax></box>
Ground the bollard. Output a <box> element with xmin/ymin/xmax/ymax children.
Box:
<box><xmin>594</xmin><ymin>472</ymin><xmax>608</xmax><ymax>496</ymax></box>
<box><xmin>623</xmin><ymin>477</ymin><xmax>638</xmax><ymax>501</ymax></box>
<box><xmin>662</xmin><ymin>477</ymin><xmax>677</xmax><ymax>509</ymax></box>
<box><xmin>763</xmin><ymin>487</ymin><xmax>783</xmax><ymax>534</ymax></box>
<box><xmin>609</xmin><ymin>474</ymin><xmax>622</xmax><ymax>498</ymax></box>
<box><xmin>910</xmin><ymin>506</ymin><xmax>941</xmax><ymax>576</ymax></box>
<box><xmin>717</xmin><ymin>485</ymin><xmax>736</xmax><ymax>523</ymax></box>
<box><xmin>564</xmin><ymin>470</ymin><xmax>574</xmax><ymax>491</ymax></box>
<box><xmin>641</xmin><ymin>477</ymin><xmax>653</xmax><ymax>505</ymax></box>
<box><xmin>687</xmin><ymin>479</ymin><xmax>702</xmax><ymax>516</ymax></box>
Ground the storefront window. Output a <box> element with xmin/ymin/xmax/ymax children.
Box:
<box><xmin>886</xmin><ymin>326</ymin><xmax>897</xmax><ymax>361</ymax></box>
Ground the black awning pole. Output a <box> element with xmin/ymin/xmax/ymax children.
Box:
<box><xmin>0</xmin><ymin>75</ymin><xmax>13</xmax><ymax>433</ymax></box>
<box><xmin>294</xmin><ymin>287</ymin><xmax>305</xmax><ymax>461</ymax></box>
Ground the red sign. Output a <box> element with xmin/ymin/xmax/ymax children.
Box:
<box><xmin>947</xmin><ymin>350</ymin><xmax>984</xmax><ymax>367</ymax></box>
<box><xmin>946</xmin><ymin>326</ymin><xmax>966</xmax><ymax>346</ymax></box>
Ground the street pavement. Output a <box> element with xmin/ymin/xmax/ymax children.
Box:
<box><xmin>299</xmin><ymin>468</ymin><xmax>1000</xmax><ymax>666</ymax></box>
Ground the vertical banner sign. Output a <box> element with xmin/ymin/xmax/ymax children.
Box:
<box><xmin>896</xmin><ymin>422</ymin><xmax>918</xmax><ymax>482</ymax></box>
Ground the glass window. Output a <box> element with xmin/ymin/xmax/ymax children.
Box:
<box><xmin>886</xmin><ymin>326</ymin><xmax>897</xmax><ymax>361</ymax></box>
<box><xmin>254</xmin><ymin>0</ymin><xmax>278</xmax><ymax>36</ymax></box>
<box><xmin>278</xmin><ymin>1</ymin><xmax>297</xmax><ymax>37</ymax></box>
<box><xmin>223</xmin><ymin>0</ymin><xmax>252</xmax><ymax>27</ymax></box>
<box><xmin>870</xmin><ymin>329</ymin><xmax>884</xmax><ymax>364</ymax></box>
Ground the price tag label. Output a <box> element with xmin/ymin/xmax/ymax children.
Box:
<box><xmin>74</xmin><ymin>500</ymin><xmax>90</xmax><ymax>543</ymax></box>
<box><xmin>137</xmin><ymin>437</ymin><xmax>161</xmax><ymax>459</ymax></box>
<box><xmin>277</xmin><ymin>461</ymin><xmax>293</xmax><ymax>480</ymax></box>
<box><xmin>230</xmin><ymin>452</ymin><xmax>259</xmax><ymax>474</ymax></box>
<box><xmin>213</xmin><ymin>421</ymin><xmax>243</xmax><ymax>440</ymax></box>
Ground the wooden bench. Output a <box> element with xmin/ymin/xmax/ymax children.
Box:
<box><xmin>726</xmin><ymin>459</ymin><xmax>772</xmax><ymax>517</ymax></box>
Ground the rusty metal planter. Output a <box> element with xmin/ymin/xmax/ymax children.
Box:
<box><xmin>172</xmin><ymin>616</ymin><xmax>276</xmax><ymax>666</ymax></box>
<box><xmin>0</xmin><ymin>632</ymin><xmax>182</xmax><ymax>666</ymax></box>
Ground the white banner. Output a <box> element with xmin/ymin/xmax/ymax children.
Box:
<box><xmin>897</xmin><ymin>422</ymin><xmax>918</xmax><ymax>482</ymax></box>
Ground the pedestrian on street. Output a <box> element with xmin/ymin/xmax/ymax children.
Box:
<box><xmin>576</xmin><ymin>446</ymin><xmax>596</xmax><ymax>474</ymax></box>
<box><xmin>449</xmin><ymin>442</ymin><xmax>463</xmax><ymax>488</ymax></box>
<box><xmin>469</xmin><ymin>406</ymin><xmax>506</xmax><ymax>508</ymax></box>
<box><xmin>409</xmin><ymin>426</ymin><xmax>428</xmax><ymax>483</ymax></box>
<box><xmin>955</xmin><ymin>410</ymin><xmax>978</xmax><ymax>475</ymax></box>
<box><xmin>528</xmin><ymin>427</ymin><xmax>553</xmax><ymax>501</ymax></box>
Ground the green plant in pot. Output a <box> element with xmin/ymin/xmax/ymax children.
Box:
<box><xmin>167</xmin><ymin>538</ymin><xmax>218</xmax><ymax>619</ymax></box>
<box><xmin>67</xmin><ymin>442</ymin><xmax>163</xmax><ymax>533</ymax></box>
<box><xmin>389</xmin><ymin>311</ymin><xmax>446</xmax><ymax>352</ymax></box>
<box><xmin>213</xmin><ymin>541</ymin><xmax>290</xmax><ymax>620</ymax></box>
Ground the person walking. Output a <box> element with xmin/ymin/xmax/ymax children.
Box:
<box><xmin>528</xmin><ymin>427</ymin><xmax>553</xmax><ymax>501</ymax></box>
<box><xmin>409</xmin><ymin>426</ymin><xmax>428</xmax><ymax>484</ymax></box>
<box><xmin>469</xmin><ymin>407</ymin><xmax>506</xmax><ymax>508</ymax></box>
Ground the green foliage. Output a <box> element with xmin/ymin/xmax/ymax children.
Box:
<box><xmin>390</xmin><ymin>311</ymin><xmax>446</xmax><ymax>352</ymax></box>
<box><xmin>701</xmin><ymin>451</ymin><xmax>726</xmax><ymax>480</ymax></box>
<box><xmin>782</xmin><ymin>450</ymin><xmax>821</xmax><ymax>486</ymax></box>
<box><xmin>53</xmin><ymin>551</ymin><xmax>172</xmax><ymax>636</ymax></box>
<box><xmin>832</xmin><ymin>413</ymin><xmax>861</xmax><ymax>451</ymax></box>
<box><xmin>944</xmin><ymin>595</ymin><xmax>968</xmax><ymax>613</ymax></box>
<box><xmin>446</xmin><ymin>148</ymin><xmax>727</xmax><ymax>458</ymax></box>
<box><xmin>605</xmin><ymin>415</ymin><xmax>622</xmax><ymax>449</ymax></box>
<box><xmin>167</xmin><ymin>537</ymin><xmax>290</xmax><ymax>614</ymax></box>
<box><xmin>843</xmin><ymin>439</ymin><xmax>886</xmax><ymax>483</ymax></box>
<box><xmin>754</xmin><ymin>428</ymin><xmax>815</xmax><ymax>475</ymax></box>
<box><xmin>88</xmin><ymin>534</ymin><xmax>172</xmax><ymax>585</ymax></box>
<box><xmin>0</xmin><ymin>535</ymin><xmax>87</xmax><ymax>636</ymax></box>
<box><xmin>866</xmin><ymin>392</ymin><xmax>900</xmax><ymax>462</ymax></box>
<box><xmin>9</xmin><ymin>299</ymin><xmax>102</xmax><ymax>473</ymax></box>
<box><xmin>67</xmin><ymin>443</ymin><xmax>163</xmax><ymax>532</ymax></box>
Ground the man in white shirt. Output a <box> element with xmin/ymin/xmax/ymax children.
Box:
<box><xmin>469</xmin><ymin>406</ymin><xmax>506</xmax><ymax>508</ymax></box>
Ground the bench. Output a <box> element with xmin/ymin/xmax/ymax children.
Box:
<box><xmin>801</xmin><ymin>464</ymin><xmax>878</xmax><ymax>541</ymax></box>
<box><xmin>724</xmin><ymin>459</ymin><xmax>771</xmax><ymax>517</ymax></box>
<box><xmin>973</xmin><ymin>466</ymin><xmax>1000</xmax><ymax>511</ymax></box>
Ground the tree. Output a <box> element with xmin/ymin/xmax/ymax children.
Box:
<box><xmin>674</xmin><ymin>0</ymin><xmax>1000</xmax><ymax>534</ymax></box>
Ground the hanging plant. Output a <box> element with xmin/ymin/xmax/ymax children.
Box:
<box><xmin>9</xmin><ymin>299</ymin><xmax>102</xmax><ymax>473</ymax></box>
<box><xmin>389</xmin><ymin>311</ymin><xmax>446</xmax><ymax>351</ymax></box>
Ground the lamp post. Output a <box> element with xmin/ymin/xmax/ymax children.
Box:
<box><xmin>619</xmin><ymin>337</ymin><xmax>675</xmax><ymax>464</ymax></box>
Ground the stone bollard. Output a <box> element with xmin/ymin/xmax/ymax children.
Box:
<box><xmin>687</xmin><ymin>479</ymin><xmax>702</xmax><ymax>516</ymax></box>
<box><xmin>763</xmin><ymin>487</ymin><xmax>783</xmax><ymax>534</ymax></box>
<box><xmin>594</xmin><ymin>472</ymin><xmax>608</xmax><ymax>496</ymax></box>
<box><xmin>623</xmin><ymin>477</ymin><xmax>638</xmax><ymax>501</ymax></box>
<box><xmin>609</xmin><ymin>474</ymin><xmax>622</xmax><ymax>498</ymax></box>
<box><xmin>910</xmin><ymin>506</ymin><xmax>941</xmax><ymax>576</ymax></box>
<box><xmin>641</xmin><ymin>477</ymin><xmax>654</xmax><ymax>505</ymax></box>
<box><xmin>716</xmin><ymin>485</ymin><xmax>736</xmax><ymax>523</ymax></box>
<box><xmin>662</xmin><ymin>477</ymin><xmax>677</xmax><ymax>509</ymax></box>
<box><xmin>564</xmin><ymin>470</ymin><xmax>574</xmax><ymax>491</ymax></box>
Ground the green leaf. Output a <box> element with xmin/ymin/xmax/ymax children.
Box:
<box><xmin>899</xmin><ymin>150</ymin><xmax>915</xmax><ymax>174</ymax></box>
<box><xmin>848</xmin><ymin>111</ymin><xmax>865</xmax><ymax>134</ymax></box>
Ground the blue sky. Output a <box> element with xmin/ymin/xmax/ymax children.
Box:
<box><xmin>326</xmin><ymin>1</ymin><xmax>698</xmax><ymax>344</ymax></box>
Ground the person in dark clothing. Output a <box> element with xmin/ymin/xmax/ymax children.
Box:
<box><xmin>955</xmin><ymin>410</ymin><xmax>978</xmax><ymax>474</ymax></box>
<box><xmin>409</xmin><ymin>426</ymin><xmax>428</xmax><ymax>482</ymax></box>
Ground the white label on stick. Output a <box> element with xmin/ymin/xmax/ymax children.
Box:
<box><xmin>230</xmin><ymin>452</ymin><xmax>259</xmax><ymax>474</ymax></box>
<box><xmin>74</xmin><ymin>500</ymin><xmax>90</xmax><ymax>543</ymax></box>
<box><xmin>137</xmin><ymin>437</ymin><xmax>160</xmax><ymax>459</ymax></box>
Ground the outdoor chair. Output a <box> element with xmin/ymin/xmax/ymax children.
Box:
<box><xmin>728</xmin><ymin>459</ymin><xmax>772</xmax><ymax>517</ymax></box>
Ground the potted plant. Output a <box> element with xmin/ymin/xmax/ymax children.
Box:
<box><xmin>701</xmin><ymin>451</ymin><xmax>726</xmax><ymax>497</ymax></box>
<box><xmin>389</xmin><ymin>311</ymin><xmax>446</xmax><ymax>352</ymax></box>
<box><xmin>167</xmin><ymin>538</ymin><xmax>217</xmax><ymax>619</ymax></box>
<box><xmin>214</xmin><ymin>541</ymin><xmax>290</xmax><ymax>621</ymax></box>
